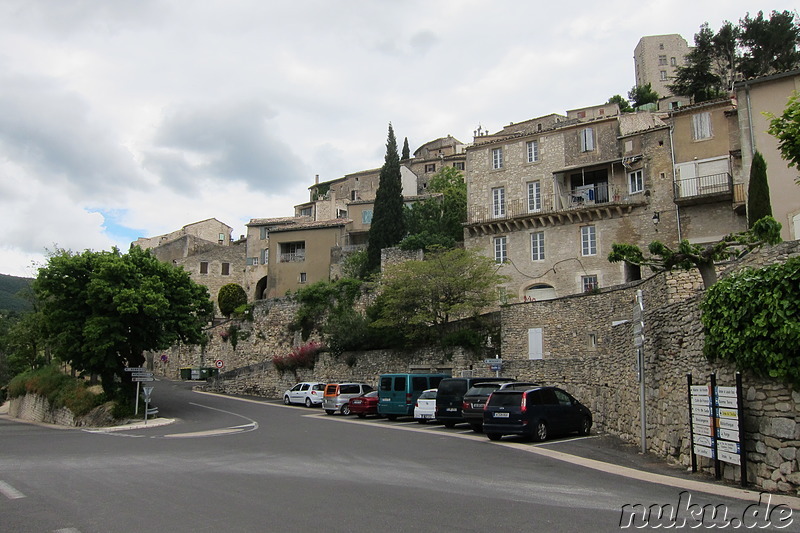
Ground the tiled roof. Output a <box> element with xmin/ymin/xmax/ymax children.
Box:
<box><xmin>268</xmin><ymin>218</ymin><xmax>350</xmax><ymax>232</ymax></box>
<box><xmin>246</xmin><ymin>216</ymin><xmax>309</xmax><ymax>227</ymax></box>
<box><xmin>618</xmin><ymin>112</ymin><xmax>668</xmax><ymax>137</ymax></box>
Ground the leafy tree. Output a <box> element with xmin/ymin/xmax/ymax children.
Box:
<box><xmin>608</xmin><ymin>216</ymin><xmax>782</xmax><ymax>288</ymax></box>
<box><xmin>340</xmin><ymin>249</ymin><xmax>369</xmax><ymax>280</ymax></box>
<box><xmin>669</xmin><ymin>23</ymin><xmax>725</xmax><ymax>103</ymax></box>
<box><xmin>627</xmin><ymin>84</ymin><xmax>659</xmax><ymax>108</ymax></box>
<box><xmin>34</xmin><ymin>246</ymin><xmax>213</xmax><ymax>398</ymax></box>
<box><xmin>400</xmin><ymin>166</ymin><xmax>466</xmax><ymax>251</ymax></box>
<box><xmin>766</xmin><ymin>91</ymin><xmax>800</xmax><ymax>184</ymax></box>
<box><xmin>402</xmin><ymin>136</ymin><xmax>410</xmax><ymax>160</ymax></box>
<box><xmin>747</xmin><ymin>151</ymin><xmax>772</xmax><ymax>227</ymax></box>
<box><xmin>607</xmin><ymin>94</ymin><xmax>632</xmax><ymax>112</ymax></box>
<box><xmin>218</xmin><ymin>283</ymin><xmax>247</xmax><ymax>318</ymax></box>
<box><xmin>711</xmin><ymin>21</ymin><xmax>740</xmax><ymax>93</ymax></box>
<box><xmin>372</xmin><ymin>247</ymin><xmax>508</xmax><ymax>336</ymax></box>
<box><xmin>367</xmin><ymin>123</ymin><xmax>406</xmax><ymax>273</ymax></box>
<box><xmin>739</xmin><ymin>10</ymin><xmax>800</xmax><ymax>79</ymax></box>
<box><xmin>289</xmin><ymin>278</ymin><xmax>363</xmax><ymax>341</ymax></box>
<box><xmin>701</xmin><ymin>256</ymin><xmax>800</xmax><ymax>386</ymax></box>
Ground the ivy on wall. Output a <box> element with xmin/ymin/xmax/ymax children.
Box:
<box><xmin>701</xmin><ymin>256</ymin><xmax>800</xmax><ymax>385</ymax></box>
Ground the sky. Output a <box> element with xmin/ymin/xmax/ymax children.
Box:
<box><xmin>0</xmin><ymin>1</ymin><xmax>797</xmax><ymax>278</ymax></box>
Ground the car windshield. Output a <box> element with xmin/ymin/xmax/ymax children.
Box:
<box><xmin>487</xmin><ymin>392</ymin><xmax>523</xmax><ymax>408</ymax></box>
<box><xmin>418</xmin><ymin>390</ymin><xmax>437</xmax><ymax>399</ymax></box>
<box><xmin>466</xmin><ymin>384</ymin><xmax>501</xmax><ymax>396</ymax></box>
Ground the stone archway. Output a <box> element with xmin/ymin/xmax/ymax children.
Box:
<box><xmin>254</xmin><ymin>276</ymin><xmax>268</xmax><ymax>300</ymax></box>
<box><xmin>523</xmin><ymin>283</ymin><xmax>556</xmax><ymax>302</ymax></box>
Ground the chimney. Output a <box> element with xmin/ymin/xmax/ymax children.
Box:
<box><xmin>315</xmin><ymin>174</ymin><xmax>319</xmax><ymax>185</ymax></box>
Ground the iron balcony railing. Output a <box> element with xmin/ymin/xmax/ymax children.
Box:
<box><xmin>279</xmin><ymin>252</ymin><xmax>305</xmax><ymax>262</ymax></box>
<box><xmin>673</xmin><ymin>172</ymin><xmax>732</xmax><ymax>201</ymax></box>
<box><xmin>467</xmin><ymin>183</ymin><xmax>635</xmax><ymax>225</ymax></box>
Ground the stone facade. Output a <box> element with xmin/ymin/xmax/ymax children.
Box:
<box><xmin>8</xmin><ymin>393</ymin><xmax>77</xmax><ymax>426</ymax></box>
<box><xmin>174</xmin><ymin>240</ymin><xmax>246</xmax><ymax>314</ymax></box>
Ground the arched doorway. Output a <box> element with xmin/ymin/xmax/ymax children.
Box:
<box><xmin>523</xmin><ymin>284</ymin><xmax>556</xmax><ymax>302</ymax></box>
<box><xmin>255</xmin><ymin>276</ymin><xmax>268</xmax><ymax>300</ymax></box>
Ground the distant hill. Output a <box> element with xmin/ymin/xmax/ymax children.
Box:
<box><xmin>0</xmin><ymin>274</ymin><xmax>34</xmax><ymax>313</ymax></box>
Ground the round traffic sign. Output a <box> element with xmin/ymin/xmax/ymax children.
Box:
<box><xmin>214</xmin><ymin>359</ymin><xmax>224</xmax><ymax>369</ymax></box>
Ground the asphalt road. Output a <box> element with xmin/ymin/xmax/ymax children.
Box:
<box><xmin>1</xmin><ymin>380</ymin><xmax>796</xmax><ymax>532</ymax></box>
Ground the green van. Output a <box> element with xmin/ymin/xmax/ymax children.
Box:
<box><xmin>377</xmin><ymin>373</ymin><xmax>450</xmax><ymax>420</ymax></box>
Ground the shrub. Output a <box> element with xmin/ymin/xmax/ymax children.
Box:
<box><xmin>272</xmin><ymin>341</ymin><xmax>324</xmax><ymax>373</ymax></box>
<box><xmin>218</xmin><ymin>284</ymin><xmax>247</xmax><ymax>318</ymax></box>
<box><xmin>6</xmin><ymin>365</ymin><xmax>105</xmax><ymax>417</ymax></box>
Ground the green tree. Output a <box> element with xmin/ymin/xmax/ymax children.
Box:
<box><xmin>607</xmin><ymin>94</ymin><xmax>632</xmax><ymax>112</ymax></box>
<box><xmin>34</xmin><ymin>246</ymin><xmax>213</xmax><ymax>398</ymax></box>
<box><xmin>367</xmin><ymin>123</ymin><xmax>406</xmax><ymax>273</ymax></box>
<box><xmin>669</xmin><ymin>23</ymin><xmax>725</xmax><ymax>103</ymax></box>
<box><xmin>766</xmin><ymin>91</ymin><xmax>800</xmax><ymax>183</ymax></box>
<box><xmin>372</xmin><ymin>248</ymin><xmax>508</xmax><ymax>337</ymax></box>
<box><xmin>402</xmin><ymin>136</ymin><xmax>411</xmax><ymax>160</ymax></box>
<box><xmin>702</xmin><ymin>256</ymin><xmax>800</xmax><ymax>385</ymax></box>
<box><xmin>608</xmin><ymin>216</ymin><xmax>782</xmax><ymax>288</ymax></box>
<box><xmin>627</xmin><ymin>84</ymin><xmax>659</xmax><ymax>108</ymax></box>
<box><xmin>400</xmin><ymin>166</ymin><xmax>467</xmax><ymax>251</ymax></box>
<box><xmin>218</xmin><ymin>283</ymin><xmax>247</xmax><ymax>318</ymax></box>
<box><xmin>739</xmin><ymin>10</ymin><xmax>800</xmax><ymax>79</ymax></box>
<box><xmin>747</xmin><ymin>151</ymin><xmax>772</xmax><ymax>227</ymax></box>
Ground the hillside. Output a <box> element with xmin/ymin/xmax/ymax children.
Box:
<box><xmin>0</xmin><ymin>274</ymin><xmax>34</xmax><ymax>313</ymax></box>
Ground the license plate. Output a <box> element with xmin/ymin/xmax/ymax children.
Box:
<box><xmin>446</xmin><ymin>408</ymin><xmax>457</xmax><ymax>412</ymax></box>
<box><xmin>381</xmin><ymin>398</ymin><xmax>391</xmax><ymax>402</ymax></box>
<box><xmin>472</xmin><ymin>403</ymin><xmax>483</xmax><ymax>409</ymax></box>
<box><xmin>420</xmin><ymin>414</ymin><xmax>433</xmax><ymax>418</ymax></box>
<box><xmin>493</xmin><ymin>412</ymin><xmax>510</xmax><ymax>418</ymax></box>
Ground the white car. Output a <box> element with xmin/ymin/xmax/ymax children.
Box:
<box><xmin>413</xmin><ymin>388</ymin><xmax>437</xmax><ymax>423</ymax></box>
<box><xmin>283</xmin><ymin>382</ymin><xmax>326</xmax><ymax>407</ymax></box>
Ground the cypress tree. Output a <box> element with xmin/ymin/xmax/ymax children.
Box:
<box><xmin>747</xmin><ymin>151</ymin><xmax>772</xmax><ymax>227</ymax></box>
<box><xmin>367</xmin><ymin>124</ymin><xmax>406</xmax><ymax>273</ymax></box>
<box><xmin>402</xmin><ymin>137</ymin><xmax>410</xmax><ymax>160</ymax></box>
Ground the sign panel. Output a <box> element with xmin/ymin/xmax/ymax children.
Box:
<box><xmin>693</xmin><ymin>435</ymin><xmax>714</xmax><ymax>447</ymax></box>
<box><xmin>717</xmin><ymin>418</ymin><xmax>739</xmax><ymax>431</ymax></box>
<box><xmin>692</xmin><ymin>414</ymin><xmax>711</xmax><ymax>426</ymax></box>
<box><xmin>717</xmin><ymin>428</ymin><xmax>740</xmax><ymax>442</ymax></box>
<box><xmin>214</xmin><ymin>359</ymin><xmax>224</xmax><ymax>369</ymax></box>
<box><xmin>694</xmin><ymin>445</ymin><xmax>715</xmax><ymax>459</ymax></box>
<box><xmin>716</xmin><ymin>408</ymin><xmax>738</xmax><ymax>419</ymax></box>
<box><xmin>691</xmin><ymin>405</ymin><xmax>710</xmax><ymax>416</ymax></box>
<box><xmin>717</xmin><ymin>440</ymin><xmax>740</xmax><ymax>454</ymax></box>
<box><xmin>719</xmin><ymin>450</ymin><xmax>741</xmax><ymax>465</ymax></box>
<box><xmin>716</xmin><ymin>396</ymin><xmax>738</xmax><ymax>408</ymax></box>
<box><xmin>690</xmin><ymin>385</ymin><xmax>711</xmax><ymax>395</ymax></box>
<box><xmin>691</xmin><ymin>395</ymin><xmax>711</xmax><ymax>406</ymax></box>
<box><xmin>132</xmin><ymin>376</ymin><xmax>154</xmax><ymax>382</ymax></box>
<box><xmin>716</xmin><ymin>386</ymin><xmax>737</xmax><ymax>397</ymax></box>
<box><xmin>124</xmin><ymin>367</ymin><xmax>144</xmax><ymax>372</ymax></box>
<box><xmin>693</xmin><ymin>424</ymin><xmax>713</xmax><ymax>437</ymax></box>
<box><xmin>483</xmin><ymin>358</ymin><xmax>502</xmax><ymax>364</ymax></box>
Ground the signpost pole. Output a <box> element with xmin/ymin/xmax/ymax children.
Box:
<box><xmin>711</xmin><ymin>373</ymin><xmax>721</xmax><ymax>480</ymax></box>
<box><xmin>135</xmin><ymin>381</ymin><xmax>140</xmax><ymax>416</ymax></box>
<box><xmin>736</xmin><ymin>372</ymin><xmax>747</xmax><ymax>487</ymax></box>
<box><xmin>687</xmin><ymin>374</ymin><xmax>697</xmax><ymax>473</ymax></box>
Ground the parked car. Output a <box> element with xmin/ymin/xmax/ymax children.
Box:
<box><xmin>349</xmin><ymin>390</ymin><xmax>380</xmax><ymax>418</ymax></box>
<box><xmin>436</xmin><ymin>376</ymin><xmax>515</xmax><ymax>428</ymax></box>
<box><xmin>378</xmin><ymin>373</ymin><xmax>450</xmax><ymax>420</ymax></box>
<box><xmin>462</xmin><ymin>381</ymin><xmax>540</xmax><ymax>432</ymax></box>
<box><xmin>322</xmin><ymin>383</ymin><xmax>374</xmax><ymax>415</ymax></box>
<box><xmin>413</xmin><ymin>389</ymin><xmax>438</xmax><ymax>423</ymax></box>
<box><xmin>482</xmin><ymin>386</ymin><xmax>592</xmax><ymax>442</ymax></box>
<box><xmin>283</xmin><ymin>382</ymin><xmax>326</xmax><ymax>407</ymax></box>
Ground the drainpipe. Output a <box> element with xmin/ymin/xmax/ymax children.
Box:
<box><xmin>668</xmin><ymin>123</ymin><xmax>682</xmax><ymax>241</ymax></box>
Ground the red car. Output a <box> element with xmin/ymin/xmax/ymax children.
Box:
<box><xmin>348</xmin><ymin>391</ymin><xmax>379</xmax><ymax>418</ymax></box>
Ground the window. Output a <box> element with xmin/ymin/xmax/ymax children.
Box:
<box><xmin>492</xmin><ymin>147</ymin><xmax>503</xmax><ymax>169</ymax></box>
<box><xmin>670</xmin><ymin>56</ymin><xmax>677</xmax><ymax>66</ymax></box>
<box><xmin>248</xmin><ymin>257</ymin><xmax>258</xmax><ymax>266</ymax></box>
<box><xmin>218</xmin><ymin>233</ymin><xmax>225</xmax><ymax>243</ymax></box>
<box><xmin>221</xmin><ymin>262</ymin><xmax>230</xmax><ymax>276</ymax></box>
<box><xmin>582</xmin><ymin>275</ymin><xmax>598</xmax><ymax>292</ymax></box>
<box><xmin>528</xmin><ymin>328</ymin><xmax>543</xmax><ymax>360</ymax></box>
<box><xmin>579</xmin><ymin>128</ymin><xmax>594</xmax><ymax>152</ymax></box>
<box><xmin>581</xmin><ymin>226</ymin><xmax>596</xmax><ymax>256</ymax></box>
<box><xmin>199</xmin><ymin>261</ymin><xmax>209</xmax><ymax>274</ymax></box>
<box><xmin>492</xmin><ymin>187</ymin><xmax>505</xmax><ymax>217</ymax></box>
<box><xmin>527</xmin><ymin>181</ymin><xmax>541</xmax><ymax>212</ymax></box>
<box><xmin>494</xmin><ymin>236</ymin><xmax>507</xmax><ymax>263</ymax></box>
<box><xmin>658</xmin><ymin>55</ymin><xmax>667</xmax><ymax>65</ymax></box>
<box><xmin>280</xmin><ymin>242</ymin><xmax>305</xmax><ymax>262</ymax></box>
<box><xmin>425</xmin><ymin>163</ymin><xmax>436</xmax><ymax>173</ymax></box>
<box><xmin>531</xmin><ymin>232</ymin><xmax>545</xmax><ymax>261</ymax></box>
<box><xmin>362</xmin><ymin>210</ymin><xmax>373</xmax><ymax>224</ymax></box>
<box><xmin>453</xmin><ymin>161</ymin><xmax>465</xmax><ymax>170</ymax></box>
<box><xmin>628</xmin><ymin>169</ymin><xmax>644</xmax><ymax>194</ymax></box>
<box><xmin>659</xmin><ymin>70</ymin><xmax>667</xmax><ymax>81</ymax></box>
<box><xmin>260</xmin><ymin>227</ymin><xmax>269</xmax><ymax>239</ymax></box>
<box><xmin>261</xmin><ymin>249</ymin><xmax>269</xmax><ymax>264</ymax></box>
<box><xmin>350</xmin><ymin>190</ymin><xmax>358</xmax><ymax>201</ymax></box>
<box><xmin>659</xmin><ymin>43</ymin><xmax>664</xmax><ymax>50</ymax></box>
<box><xmin>299</xmin><ymin>272</ymin><xmax>307</xmax><ymax>283</ymax></box>
<box><xmin>692</xmin><ymin>112</ymin><xmax>712</xmax><ymax>140</ymax></box>
<box><xmin>526</xmin><ymin>140</ymin><xmax>539</xmax><ymax>163</ymax></box>
<box><xmin>298</xmin><ymin>207</ymin><xmax>312</xmax><ymax>217</ymax></box>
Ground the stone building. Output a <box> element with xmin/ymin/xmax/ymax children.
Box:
<box><xmin>463</xmin><ymin>103</ymin><xmax>675</xmax><ymax>302</ymax></box>
<box><xmin>405</xmin><ymin>135</ymin><xmax>466</xmax><ymax>194</ymax></box>
<box><xmin>633</xmin><ymin>34</ymin><xmax>691</xmax><ymax>110</ymax></box>
<box><xmin>243</xmin><ymin>216</ymin><xmax>310</xmax><ymax>301</ymax></box>
<box><xmin>735</xmin><ymin>69</ymin><xmax>800</xmax><ymax>241</ymax></box>
<box><xmin>133</xmin><ymin>218</ymin><xmax>233</xmax><ymax>257</ymax></box>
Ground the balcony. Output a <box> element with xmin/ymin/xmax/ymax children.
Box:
<box><xmin>279</xmin><ymin>252</ymin><xmax>305</xmax><ymax>263</ymax></box>
<box><xmin>466</xmin><ymin>184</ymin><xmax>646</xmax><ymax>236</ymax></box>
<box><xmin>673</xmin><ymin>172</ymin><xmax>732</xmax><ymax>206</ymax></box>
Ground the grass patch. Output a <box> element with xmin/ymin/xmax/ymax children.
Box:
<box><xmin>6</xmin><ymin>365</ymin><xmax>106</xmax><ymax>417</ymax></box>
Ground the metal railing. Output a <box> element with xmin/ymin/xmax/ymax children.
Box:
<box><xmin>279</xmin><ymin>252</ymin><xmax>305</xmax><ymax>263</ymax></box>
<box><xmin>673</xmin><ymin>172</ymin><xmax>732</xmax><ymax>200</ymax></box>
<box><xmin>468</xmin><ymin>183</ymin><xmax>632</xmax><ymax>225</ymax></box>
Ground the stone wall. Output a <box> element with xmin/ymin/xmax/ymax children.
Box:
<box><xmin>162</xmin><ymin>241</ymin><xmax>800</xmax><ymax>495</ymax></box>
<box><xmin>8</xmin><ymin>394</ymin><xmax>76</xmax><ymax>426</ymax></box>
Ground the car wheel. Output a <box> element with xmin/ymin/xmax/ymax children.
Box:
<box><xmin>487</xmin><ymin>433</ymin><xmax>502</xmax><ymax>441</ymax></box>
<box><xmin>325</xmin><ymin>410</ymin><xmax>335</xmax><ymax>415</ymax></box>
<box><xmin>579</xmin><ymin>417</ymin><xmax>592</xmax><ymax>436</ymax></box>
<box><xmin>357</xmin><ymin>413</ymin><xmax>366</xmax><ymax>419</ymax></box>
<box><xmin>283</xmin><ymin>396</ymin><xmax>291</xmax><ymax>405</ymax></box>
<box><xmin>341</xmin><ymin>404</ymin><xmax>351</xmax><ymax>416</ymax></box>
<box><xmin>444</xmin><ymin>422</ymin><xmax>456</xmax><ymax>429</ymax></box>
<box><xmin>534</xmin><ymin>420</ymin><xmax>548</xmax><ymax>442</ymax></box>
<box><xmin>469</xmin><ymin>423</ymin><xmax>483</xmax><ymax>433</ymax></box>
<box><xmin>304</xmin><ymin>397</ymin><xmax>312</xmax><ymax>408</ymax></box>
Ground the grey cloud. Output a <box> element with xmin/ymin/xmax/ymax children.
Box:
<box><xmin>0</xmin><ymin>73</ymin><xmax>145</xmax><ymax>198</ymax></box>
<box><xmin>409</xmin><ymin>30</ymin><xmax>439</xmax><ymax>55</ymax></box>
<box><xmin>144</xmin><ymin>100</ymin><xmax>309</xmax><ymax>194</ymax></box>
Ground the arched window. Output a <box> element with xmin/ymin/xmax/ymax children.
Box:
<box><xmin>524</xmin><ymin>284</ymin><xmax>556</xmax><ymax>302</ymax></box>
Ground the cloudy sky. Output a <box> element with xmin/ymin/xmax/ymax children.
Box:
<box><xmin>0</xmin><ymin>1</ymin><xmax>796</xmax><ymax>277</ymax></box>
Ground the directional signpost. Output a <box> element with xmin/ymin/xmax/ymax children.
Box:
<box><xmin>484</xmin><ymin>358</ymin><xmax>502</xmax><ymax>377</ymax></box>
<box><xmin>125</xmin><ymin>367</ymin><xmax>154</xmax><ymax>415</ymax></box>
<box><xmin>142</xmin><ymin>386</ymin><xmax>154</xmax><ymax>424</ymax></box>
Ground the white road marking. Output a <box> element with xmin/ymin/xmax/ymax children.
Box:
<box><xmin>0</xmin><ymin>480</ymin><xmax>25</xmax><ymax>499</ymax></box>
<box><xmin>54</xmin><ymin>529</ymin><xmax>82</xmax><ymax>533</ymax></box>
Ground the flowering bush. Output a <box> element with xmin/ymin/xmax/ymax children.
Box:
<box><xmin>272</xmin><ymin>341</ymin><xmax>324</xmax><ymax>373</ymax></box>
